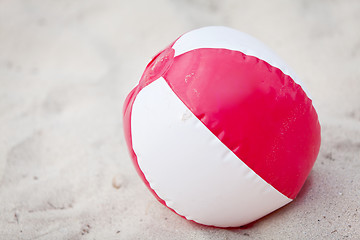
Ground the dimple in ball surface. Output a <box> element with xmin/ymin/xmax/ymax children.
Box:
<box><xmin>123</xmin><ymin>26</ymin><xmax>321</xmax><ymax>227</ymax></box>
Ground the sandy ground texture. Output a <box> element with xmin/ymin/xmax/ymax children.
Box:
<box><xmin>1</xmin><ymin>0</ymin><xmax>360</xmax><ymax>239</ymax></box>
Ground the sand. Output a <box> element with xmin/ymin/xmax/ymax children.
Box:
<box><xmin>0</xmin><ymin>0</ymin><xmax>359</xmax><ymax>239</ymax></box>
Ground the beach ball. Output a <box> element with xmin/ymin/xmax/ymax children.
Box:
<box><xmin>123</xmin><ymin>26</ymin><xmax>321</xmax><ymax>227</ymax></box>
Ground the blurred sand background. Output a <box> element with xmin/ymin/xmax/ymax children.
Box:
<box><xmin>0</xmin><ymin>0</ymin><xmax>360</xmax><ymax>239</ymax></box>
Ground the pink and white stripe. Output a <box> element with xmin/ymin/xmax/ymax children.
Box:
<box><xmin>123</xmin><ymin>26</ymin><xmax>321</xmax><ymax>227</ymax></box>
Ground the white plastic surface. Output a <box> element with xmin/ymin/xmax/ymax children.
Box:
<box><xmin>131</xmin><ymin>78</ymin><xmax>292</xmax><ymax>227</ymax></box>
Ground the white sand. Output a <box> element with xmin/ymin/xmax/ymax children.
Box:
<box><xmin>0</xmin><ymin>0</ymin><xmax>359</xmax><ymax>239</ymax></box>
